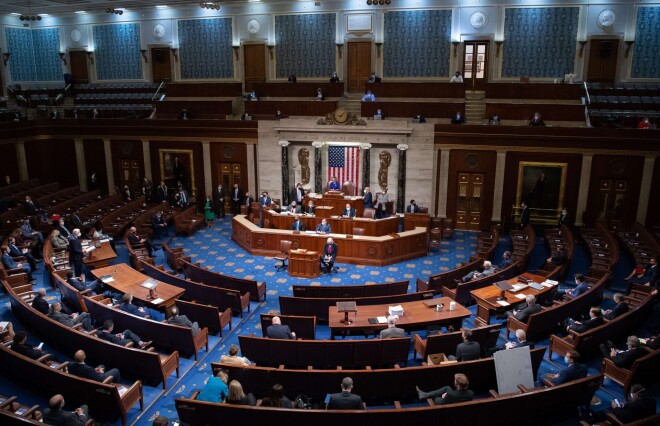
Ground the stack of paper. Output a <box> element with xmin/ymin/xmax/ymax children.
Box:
<box><xmin>496</xmin><ymin>300</ymin><xmax>510</xmax><ymax>307</ymax></box>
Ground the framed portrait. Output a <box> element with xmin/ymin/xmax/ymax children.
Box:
<box><xmin>346</xmin><ymin>14</ymin><xmax>373</xmax><ymax>34</ymax></box>
<box><xmin>159</xmin><ymin>149</ymin><xmax>195</xmax><ymax>193</ymax></box>
<box><xmin>516</xmin><ymin>161</ymin><xmax>567</xmax><ymax>220</ymax></box>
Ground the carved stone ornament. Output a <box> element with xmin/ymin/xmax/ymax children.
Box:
<box><xmin>597</xmin><ymin>9</ymin><xmax>616</xmax><ymax>29</ymax></box>
<box><xmin>153</xmin><ymin>24</ymin><xmax>166</xmax><ymax>40</ymax></box>
<box><xmin>247</xmin><ymin>19</ymin><xmax>260</xmax><ymax>35</ymax></box>
<box><xmin>317</xmin><ymin>108</ymin><xmax>367</xmax><ymax>126</ymax></box>
<box><xmin>469</xmin><ymin>11</ymin><xmax>488</xmax><ymax>30</ymax></box>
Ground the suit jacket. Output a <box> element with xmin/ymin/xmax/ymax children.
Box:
<box><xmin>120</xmin><ymin>302</ymin><xmax>149</xmax><ymax>318</ymax></box>
<box><xmin>316</xmin><ymin>223</ymin><xmax>331</xmax><ymax>233</ymax></box>
<box><xmin>513</xmin><ymin>303</ymin><xmax>542</xmax><ymax>322</ymax></box>
<box><xmin>167</xmin><ymin>314</ymin><xmax>199</xmax><ymax>335</ymax></box>
<box><xmin>156</xmin><ymin>185</ymin><xmax>168</xmax><ymax>203</ymax></box>
<box><xmin>437</xmin><ymin>388</ymin><xmax>474</xmax><ymax>405</ymax></box>
<box><xmin>231</xmin><ymin>187</ymin><xmax>243</xmax><ymax>202</ymax></box>
<box><xmin>259</xmin><ymin>196</ymin><xmax>272</xmax><ymax>208</ymax></box>
<box><xmin>329</xmin><ymin>181</ymin><xmax>341</xmax><ymax>191</ymax></box>
<box><xmin>1</xmin><ymin>252</ymin><xmax>19</xmax><ymax>269</ymax></box>
<box><xmin>611</xmin><ymin>397</ymin><xmax>657</xmax><ymax>424</ymax></box>
<box><xmin>642</xmin><ymin>264</ymin><xmax>658</xmax><ymax>283</ymax></box>
<box><xmin>21</xmin><ymin>223</ymin><xmax>36</xmax><ymax>239</ymax></box>
<box><xmin>605</xmin><ymin>302</ymin><xmax>629</xmax><ymax>320</ymax></box>
<box><xmin>127</xmin><ymin>232</ymin><xmax>142</xmax><ymax>247</ymax></box>
<box><xmin>551</xmin><ymin>363</ymin><xmax>587</xmax><ymax>385</ymax></box>
<box><xmin>291</xmin><ymin>220</ymin><xmax>306</xmax><ymax>231</ymax></box>
<box><xmin>97</xmin><ymin>330</ymin><xmax>128</xmax><ymax>345</ymax></box>
<box><xmin>67</xmin><ymin>277</ymin><xmax>87</xmax><ymax>292</ymax></box>
<box><xmin>12</xmin><ymin>342</ymin><xmax>42</xmax><ymax>360</ymax></box>
<box><xmin>68</xmin><ymin>362</ymin><xmax>104</xmax><ymax>382</ymax></box>
<box><xmin>380</xmin><ymin>326</ymin><xmax>405</xmax><ymax>338</ymax></box>
<box><xmin>8</xmin><ymin>243</ymin><xmax>25</xmax><ymax>258</ymax></box>
<box><xmin>68</xmin><ymin>236</ymin><xmax>83</xmax><ymax>262</ymax></box>
<box><xmin>48</xmin><ymin>311</ymin><xmax>75</xmax><ymax>327</ymax></box>
<box><xmin>406</xmin><ymin>204</ymin><xmax>420</xmax><ymax>213</ymax></box>
<box><xmin>612</xmin><ymin>347</ymin><xmax>645</xmax><ymax>369</ymax></box>
<box><xmin>455</xmin><ymin>341</ymin><xmax>481</xmax><ymax>361</ymax></box>
<box><xmin>244</xmin><ymin>196</ymin><xmax>254</xmax><ymax>207</ymax></box>
<box><xmin>569</xmin><ymin>282</ymin><xmax>590</xmax><ymax>297</ymax></box>
<box><xmin>520</xmin><ymin>207</ymin><xmax>530</xmax><ymax>226</ymax></box>
<box><xmin>322</xmin><ymin>243</ymin><xmax>338</xmax><ymax>261</ymax></box>
<box><xmin>151</xmin><ymin>214</ymin><xmax>165</xmax><ymax>229</ymax></box>
<box><xmin>305</xmin><ymin>206</ymin><xmax>316</xmax><ymax>214</ymax></box>
<box><xmin>363</xmin><ymin>192</ymin><xmax>373</xmax><ymax>209</ymax></box>
<box><xmin>32</xmin><ymin>295</ymin><xmax>50</xmax><ymax>314</ymax></box>
<box><xmin>58</xmin><ymin>225</ymin><xmax>73</xmax><ymax>238</ymax></box>
<box><xmin>290</xmin><ymin>187</ymin><xmax>305</xmax><ymax>204</ymax></box>
<box><xmin>498</xmin><ymin>257</ymin><xmax>514</xmax><ymax>269</ymax></box>
<box><xmin>341</xmin><ymin>208</ymin><xmax>356</xmax><ymax>218</ymax></box>
<box><xmin>327</xmin><ymin>392</ymin><xmax>364</xmax><ymax>410</ymax></box>
<box><xmin>43</xmin><ymin>408</ymin><xmax>88</xmax><ymax>426</ymax></box>
<box><xmin>286</xmin><ymin>205</ymin><xmax>302</xmax><ymax>214</ymax></box>
<box><xmin>24</xmin><ymin>200</ymin><xmax>40</xmax><ymax>214</ymax></box>
<box><xmin>52</xmin><ymin>234</ymin><xmax>69</xmax><ymax>249</ymax></box>
<box><xmin>69</xmin><ymin>213</ymin><xmax>83</xmax><ymax>229</ymax></box>
<box><xmin>267</xmin><ymin>323</ymin><xmax>295</xmax><ymax>339</ymax></box>
<box><xmin>570</xmin><ymin>316</ymin><xmax>604</xmax><ymax>333</ymax></box>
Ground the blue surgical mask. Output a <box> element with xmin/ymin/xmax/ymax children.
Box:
<box><xmin>564</xmin><ymin>356</ymin><xmax>570</xmax><ymax>364</ymax></box>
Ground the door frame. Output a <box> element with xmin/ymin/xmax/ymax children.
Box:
<box><xmin>241</xmin><ymin>40</ymin><xmax>269</xmax><ymax>90</ymax></box>
<box><xmin>583</xmin><ymin>35</ymin><xmax>623</xmax><ymax>83</ymax></box>
<box><xmin>345</xmin><ymin>38</ymin><xmax>374</xmax><ymax>94</ymax></box>
<box><xmin>67</xmin><ymin>49</ymin><xmax>91</xmax><ymax>84</ymax></box>
<box><xmin>460</xmin><ymin>37</ymin><xmax>492</xmax><ymax>90</ymax></box>
<box><xmin>147</xmin><ymin>44</ymin><xmax>174</xmax><ymax>83</ymax></box>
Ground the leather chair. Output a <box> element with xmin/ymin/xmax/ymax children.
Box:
<box><xmin>428</xmin><ymin>228</ymin><xmax>442</xmax><ymax>254</ymax></box>
<box><xmin>363</xmin><ymin>208</ymin><xmax>376</xmax><ymax>219</ymax></box>
<box><xmin>274</xmin><ymin>240</ymin><xmax>292</xmax><ymax>272</ymax></box>
<box><xmin>353</xmin><ymin>228</ymin><xmax>365</xmax><ymax>236</ymax></box>
<box><xmin>442</xmin><ymin>218</ymin><xmax>454</xmax><ymax>239</ymax></box>
<box><xmin>341</xmin><ymin>181</ymin><xmax>356</xmax><ymax>196</ymax></box>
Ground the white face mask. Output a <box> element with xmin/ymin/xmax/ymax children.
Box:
<box><xmin>564</xmin><ymin>356</ymin><xmax>570</xmax><ymax>364</ymax></box>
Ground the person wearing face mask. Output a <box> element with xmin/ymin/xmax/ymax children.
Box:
<box><xmin>545</xmin><ymin>349</ymin><xmax>587</xmax><ymax>385</ymax></box>
<box><xmin>596</xmin><ymin>384</ymin><xmax>656</xmax><ymax>423</ymax></box>
<box><xmin>363</xmin><ymin>187</ymin><xmax>373</xmax><ymax>209</ymax></box>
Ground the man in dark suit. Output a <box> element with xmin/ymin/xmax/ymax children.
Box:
<box><xmin>66</xmin><ymin>270</ymin><xmax>101</xmax><ymax>294</ymax></box>
<box><xmin>327</xmin><ymin>377</ymin><xmax>365</xmax><ymax>410</ymax></box>
<box><xmin>43</xmin><ymin>394</ymin><xmax>89</xmax><ymax>426</ymax></box>
<box><xmin>380</xmin><ymin>316</ymin><xmax>405</xmax><ymax>338</ymax></box>
<box><xmin>127</xmin><ymin>226</ymin><xmax>154</xmax><ymax>257</ymax></box>
<box><xmin>213</xmin><ymin>184</ymin><xmax>226</xmax><ymax>218</ymax></box>
<box><xmin>23</xmin><ymin>195</ymin><xmax>40</xmax><ymax>214</ymax></box>
<box><xmin>406</xmin><ymin>199</ymin><xmax>420</xmax><ymax>213</ymax></box>
<box><xmin>451</xmin><ymin>328</ymin><xmax>481</xmax><ymax>361</ymax></box>
<box><xmin>156</xmin><ymin>181</ymin><xmax>168</xmax><ymax>203</ymax></box>
<box><xmin>603</xmin><ymin>293</ymin><xmax>629</xmax><ymax>320</ymax></box>
<box><xmin>520</xmin><ymin>201</ymin><xmax>530</xmax><ymax>228</ymax></box>
<box><xmin>166</xmin><ymin>306</ymin><xmax>200</xmax><ymax>335</ymax></box>
<box><xmin>629</xmin><ymin>256</ymin><xmax>658</xmax><ymax>286</ymax></box>
<box><xmin>97</xmin><ymin>320</ymin><xmax>147</xmax><ymax>347</ymax></box>
<box><xmin>498</xmin><ymin>251</ymin><xmax>513</xmax><ymax>269</ymax></box>
<box><xmin>11</xmin><ymin>331</ymin><xmax>44</xmax><ymax>360</ymax></box>
<box><xmin>416</xmin><ymin>373</ymin><xmax>474</xmax><ymax>405</ymax></box>
<box><xmin>68</xmin><ymin>229</ymin><xmax>85</xmax><ymax>277</ymax></box>
<box><xmin>68</xmin><ymin>349</ymin><xmax>120</xmax><ymax>383</ymax></box>
<box><xmin>7</xmin><ymin>236</ymin><xmax>37</xmax><ymax>271</ymax></box>
<box><xmin>286</xmin><ymin>201</ymin><xmax>301</xmax><ymax>214</ymax></box>
<box><xmin>554</xmin><ymin>273</ymin><xmax>590</xmax><ymax>300</ymax></box>
<box><xmin>565</xmin><ymin>306</ymin><xmax>604</xmax><ymax>334</ymax></box>
<box><xmin>606</xmin><ymin>384</ymin><xmax>657</xmax><ymax>424</ymax></box>
<box><xmin>305</xmin><ymin>201</ymin><xmax>316</xmax><ymax>215</ymax></box>
<box><xmin>266</xmin><ymin>316</ymin><xmax>296</xmax><ymax>339</ymax></box>
<box><xmin>1</xmin><ymin>245</ymin><xmax>34</xmax><ymax>282</ymax></box>
<box><xmin>244</xmin><ymin>192</ymin><xmax>254</xmax><ymax>215</ymax></box>
<box><xmin>291</xmin><ymin>215</ymin><xmax>305</xmax><ymax>232</ymax></box>
<box><xmin>48</xmin><ymin>302</ymin><xmax>93</xmax><ymax>330</ymax></box>
<box><xmin>488</xmin><ymin>329</ymin><xmax>534</xmax><ymax>355</ymax></box>
<box><xmin>600</xmin><ymin>335</ymin><xmax>645</xmax><ymax>370</ymax></box>
<box><xmin>259</xmin><ymin>191</ymin><xmax>272</xmax><ymax>226</ymax></box>
<box><xmin>450</xmin><ymin>111</ymin><xmax>465</xmax><ymax>124</ymax></box>
<box><xmin>363</xmin><ymin>187</ymin><xmax>373</xmax><ymax>209</ymax></box>
<box><xmin>119</xmin><ymin>293</ymin><xmax>150</xmax><ymax>318</ymax></box>
<box><xmin>32</xmin><ymin>288</ymin><xmax>50</xmax><ymax>314</ymax></box>
<box><xmin>506</xmin><ymin>295</ymin><xmax>541</xmax><ymax>322</ymax></box>
<box><xmin>320</xmin><ymin>237</ymin><xmax>338</xmax><ymax>274</ymax></box>
<box><xmin>57</xmin><ymin>219</ymin><xmax>73</xmax><ymax>238</ymax></box>
<box><xmin>151</xmin><ymin>211</ymin><xmax>167</xmax><ymax>239</ymax></box>
<box><xmin>558</xmin><ymin>208</ymin><xmax>573</xmax><ymax>226</ymax></box>
<box><xmin>290</xmin><ymin>183</ymin><xmax>305</xmax><ymax>205</ymax></box>
<box><xmin>340</xmin><ymin>203</ymin><xmax>356</xmax><ymax>218</ymax></box>
<box><xmin>69</xmin><ymin>212</ymin><xmax>84</xmax><ymax>230</ymax></box>
<box><xmin>229</xmin><ymin>184</ymin><xmax>243</xmax><ymax>215</ymax></box>
<box><xmin>545</xmin><ymin>349</ymin><xmax>587</xmax><ymax>385</ymax></box>
<box><xmin>546</xmin><ymin>247</ymin><xmax>568</xmax><ymax>266</ymax></box>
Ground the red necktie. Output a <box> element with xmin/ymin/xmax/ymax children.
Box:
<box><xmin>327</xmin><ymin>245</ymin><xmax>331</xmax><ymax>255</ymax></box>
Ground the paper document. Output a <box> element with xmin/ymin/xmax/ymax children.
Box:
<box><xmin>100</xmin><ymin>275</ymin><xmax>114</xmax><ymax>283</ymax></box>
<box><xmin>496</xmin><ymin>300</ymin><xmax>510</xmax><ymax>307</ymax></box>
<box><xmin>510</xmin><ymin>283</ymin><xmax>528</xmax><ymax>292</ymax></box>
<box><xmin>515</xmin><ymin>294</ymin><xmax>527</xmax><ymax>300</ymax></box>
<box><xmin>376</xmin><ymin>316</ymin><xmax>387</xmax><ymax>324</ymax></box>
<box><xmin>151</xmin><ymin>298</ymin><xmax>164</xmax><ymax>305</ymax></box>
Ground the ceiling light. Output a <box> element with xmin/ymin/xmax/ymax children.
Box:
<box><xmin>75</xmin><ymin>11</ymin><xmax>86</xmax><ymax>14</ymax></box>
<box><xmin>10</xmin><ymin>13</ymin><xmax>21</xmax><ymax>16</ymax></box>
<box><xmin>156</xmin><ymin>5</ymin><xmax>169</xmax><ymax>9</ymax></box>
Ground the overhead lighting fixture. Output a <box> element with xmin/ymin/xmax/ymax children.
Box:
<box><xmin>20</xmin><ymin>15</ymin><xmax>42</xmax><ymax>21</ymax></box>
<box><xmin>106</xmin><ymin>8</ymin><xmax>124</xmax><ymax>15</ymax></box>
<box><xmin>10</xmin><ymin>13</ymin><xmax>21</xmax><ymax>16</ymax></box>
<box><xmin>200</xmin><ymin>2</ymin><xmax>221</xmax><ymax>10</ymax></box>
<box><xmin>75</xmin><ymin>11</ymin><xmax>86</xmax><ymax>14</ymax></box>
<box><xmin>38</xmin><ymin>14</ymin><xmax>49</xmax><ymax>17</ymax></box>
<box><xmin>156</xmin><ymin>5</ymin><xmax>169</xmax><ymax>9</ymax></box>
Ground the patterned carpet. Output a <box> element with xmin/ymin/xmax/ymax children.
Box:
<box><xmin>1</xmin><ymin>216</ymin><xmax>658</xmax><ymax>425</ymax></box>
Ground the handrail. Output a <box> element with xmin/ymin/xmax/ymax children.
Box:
<box><xmin>152</xmin><ymin>81</ymin><xmax>166</xmax><ymax>102</ymax></box>
<box><xmin>5</xmin><ymin>85</ymin><xmax>15</xmax><ymax>96</ymax></box>
<box><xmin>583</xmin><ymin>81</ymin><xmax>591</xmax><ymax>105</ymax></box>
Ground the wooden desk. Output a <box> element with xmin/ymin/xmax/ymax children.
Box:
<box><xmin>470</xmin><ymin>273</ymin><xmax>550</xmax><ymax>326</ymax></box>
<box><xmin>267</xmin><ymin>211</ymin><xmax>398</xmax><ymax>236</ymax></box>
<box><xmin>303</xmin><ymin>195</ymin><xmax>364</xmax><ymax>217</ymax></box>
<box><xmin>252</xmin><ymin>83</ymin><xmax>344</xmax><ymax>98</ymax></box>
<box><xmin>288</xmin><ymin>250</ymin><xmax>320</xmax><ymax>278</ymax></box>
<box><xmin>245</xmin><ymin>100</ymin><xmax>338</xmax><ymax>116</ymax></box>
<box><xmin>404</xmin><ymin>213</ymin><xmax>430</xmax><ymax>231</ymax></box>
<box><xmin>82</xmin><ymin>241</ymin><xmax>117</xmax><ymax>269</ymax></box>
<box><xmin>328</xmin><ymin>297</ymin><xmax>470</xmax><ymax>338</ymax></box>
<box><xmin>91</xmin><ymin>263</ymin><xmax>184</xmax><ymax>313</ymax></box>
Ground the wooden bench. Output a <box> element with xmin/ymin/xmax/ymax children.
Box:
<box><xmin>292</xmin><ymin>280</ymin><xmax>409</xmax><ymax>298</ymax></box>
<box><xmin>0</xmin><ymin>394</ymin><xmax>42</xmax><ymax>423</ymax></box>
<box><xmin>83</xmin><ymin>295</ymin><xmax>209</xmax><ymax>360</ymax></box>
<box><xmin>548</xmin><ymin>295</ymin><xmax>654</xmax><ymax>360</ymax></box>
<box><xmin>175</xmin><ymin>299</ymin><xmax>232</xmax><ymax>336</ymax></box>
<box><xmin>238</xmin><ymin>334</ymin><xmax>411</xmax><ymax>369</ymax></box>
<box><xmin>413</xmin><ymin>323</ymin><xmax>502</xmax><ymax>360</ymax></box>
<box><xmin>601</xmin><ymin>347</ymin><xmax>660</xmax><ymax>398</ymax></box>
<box><xmin>441</xmin><ymin>261</ymin><xmax>522</xmax><ymax>307</ymax></box>
<box><xmin>416</xmin><ymin>258</ymin><xmax>483</xmax><ymax>293</ymax></box>
<box><xmin>141</xmin><ymin>261</ymin><xmax>250</xmax><ymax>317</ymax></box>
<box><xmin>470</xmin><ymin>225</ymin><xmax>500</xmax><ymax>262</ymax></box>
<box><xmin>260</xmin><ymin>313</ymin><xmax>316</xmax><ymax>340</ymax></box>
<box><xmin>162</xmin><ymin>242</ymin><xmax>191</xmax><ymax>272</ymax></box>
<box><xmin>580</xmin><ymin>222</ymin><xmax>619</xmax><ymax>279</ymax></box>
<box><xmin>52</xmin><ymin>273</ymin><xmax>90</xmax><ymax>313</ymax></box>
<box><xmin>173</xmin><ymin>206</ymin><xmax>204</xmax><ymax>236</ymax></box>
<box><xmin>182</xmin><ymin>259</ymin><xmax>266</xmax><ymax>302</ymax></box>
<box><xmin>537</xmin><ymin>224</ymin><xmax>574</xmax><ymax>281</ymax></box>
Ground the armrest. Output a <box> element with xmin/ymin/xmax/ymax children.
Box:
<box><xmin>37</xmin><ymin>353</ymin><xmax>53</xmax><ymax>363</ymax></box>
<box><xmin>102</xmin><ymin>375</ymin><xmax>114</xmax><ymax>384</ymax></box>
<box><xmin>489</xmin><ymin>389</ymin><xmax>500</xmax><ymax>398</ymax></box>
<box><xmin>542</xmin><ymin>377</ymin><xmax>555</xmax><ymax>387</ymax></box>
<box><xmin>517</xmin><ymin>384</ymin><xmax>532</xmax><ymax>393</ymax></box>
<box><xmin>0</xmin><ymin>396</ymin><xmax>17</xmax><ymax>409</ymax></box>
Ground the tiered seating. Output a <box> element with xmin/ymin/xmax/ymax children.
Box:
<box><xmin>441</xmin><ymin>261</ymin><xmax>521</xmax><ymax>307</ymax></box>
<box><xmin>292</xmin><ymin>280</ymin><xmax>408</xmax><ymax>298</ymax></box>
<box><xmin>580</xmin><ymin>222</ymin><xmax>619</xmax><ymax>279</ymax></box>
<box><xmin>182</xmin><ymin>259</ymin><xmax>266</xmax><ymax>302</ymax></box>
<box><xmin>469</xmin><ymin>225</ymin><xmax>500</xmax><ymax>262</ymax></box>
<box><xmin>0</xmin><ymin>394</ymin><xmax>43</xmax><ymax>424</ymax></box>
<box><xmin>260</xmin><ymin>313</ymin><xmax>316</xmax><ymax>340</ymax></box>
<box><xmin>162</xmin><ymin>242</ymin><xmax>191</xmax><ymax>272</ymax></box>
<box><xmin>361</xmin><ymin>82</ymin><xmax>465</xmax><ymax>119</ymax></box>
<box><xmin>537</xmin><ymin>224</ymin><xmax>574</xmax><ymax>281</ymax></box>
<box><xmin>413</xmin><ymin>323</ymin><xmax>501</xmax><ymax>360</ymax></box>
<box><xmin>173</xmin><ymin>206</ymin><xmax>204</xmax><ymax>236</ymax></box>
<box><xmin>510</xmin><ymin>225</ymin><xmax>536</xmax><ymax>269</ymax></box>
<box><xmin>100</xmin><ymin>199</ymin><xmax>148</xmax><ymax>239</ymax></box>
<box><xmin>416</xmin><ymin>258</ymin><xmax>483</xmax><ymax>293</ymax></box>
<box><xmin>586</xmin><ymin>82</ymin><xmax>660</xmax><ymax>127</ymax></box>
<box><xmin>601</xmin><ymin>346</ymin><xmax>660</xmax><ymax>398</ymax></box>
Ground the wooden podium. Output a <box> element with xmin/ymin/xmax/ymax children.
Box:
<box><xmin>288</xmin><ymin>250</ymin><xmax>320</xmax><ymax>278</ymax></box>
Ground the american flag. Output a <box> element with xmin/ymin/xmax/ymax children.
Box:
<box><xmin>328</xmin><ymin>146</ymin><xmax>360</xmax><ymax>195</ymax></box>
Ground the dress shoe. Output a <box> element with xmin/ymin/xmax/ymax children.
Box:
<box><xmin>416</xmin><ymin>386</ymin><xmax>429</xmax><ymax>400</ymax></box>
<box><xmin>139</xmin><ymin>340</ymin><xmax>153</xmax><ymax>349</ymax></box>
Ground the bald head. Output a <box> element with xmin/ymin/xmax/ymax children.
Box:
<box><xmin>272</xmin><ymin>316</ymin><xmax>281</xmax><ymax>325</ymax></box>
<box><xmin>74</xmin><ymin>350</ymin><xmax>86</xmax><ymax>363</ymax></box>
<box><xmin>49</xmin><ymin>394</ymin><xmax>65</xmax><ymax>410</ymax></box>
<box><xmin>130</xmin><ymin>226</ymin><xmax>137</xmax><ymax>233</ymax></box>
<box><xmin>37</xmin><ymin>288</ymin><xmax>46</xmax><ymax>297</ymax></box>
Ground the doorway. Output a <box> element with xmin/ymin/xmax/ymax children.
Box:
<box><xmin>596</xmin><ymin>179</ymin><xmax>627</xmax><ymax>226</ymax></box>
<box><xmin>119</xmin><ymin>160</ymin><xmax>142</xmax><ymax>195</ymax></box>
<box><xmin>243</xmin><ymin>44</ymin><xmax>266</xmax><ymax>92</ymax></box>
<box><xmin>587</xmin><ymin>39</ymin><xmax>619</xmax><ymax>84</ymax></box>
<box><xmin>463</xmin><ymin>41</ymin><xmax>488</xmax><ymax>90</ymax></box>
<box><xmin>347</xmin><ymin>42</ymin><xmax>371</xmax><ymax>93</ymax></box>
<box><xmin>454</xmin><ymin>172</ymin><xmax>484</xmax><ymax>231</ymax></box>
<box><xmin>69</xmin><ymin>51</ymin><xmax>89</xmax><ymax>84</ymax></box>
<box><xmin>151</xmin><ymin>47</ymin><xmax>172</xmax><ymax>83</ymax></box>
<box><xmin>218</xmin><ymin>163</ymin><xmax>242</xmax><ymax>211</ymax></box>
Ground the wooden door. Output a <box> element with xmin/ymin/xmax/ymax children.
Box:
<box><xmin>119</xmin><ymin>160</ymin><xmax>142</xmax><ymax>195</ymax></box>
<box><xmin>454</xmin><ymin>173</ymin><xmax>484</xmax><ymax>231</ymax></box>
<box><xmin>463</xmin><ymin>41</ymin><xmax>488</xmax><ymax>90</ymax></box>
<box><xmin>347</xmin><ymin>42</ymin><xmax>371</xmax><ymax>93</ymax></box>
<box><xmin>69</xmin><ymin>51</ymin><xmax>89</xmax><ymax>84</ymax></box>
<box><xmin>587</xmin><ymin>39</ymin><xmax>619</xmax><ymax>84</ymax></box>
<box><xmin>596</xmin><ymin>179</ymin><xmax>627</xmax><ymax>226</ymax></box>
<box><xmin>218</xmin><ymin>163</ymin><xmax>242</xmax><ymax>211</ymax></box>
<box><xmin>243</xmin><ymin>44</ymin><xmax>265</xmax><ymax>92</ymax></box>
<box><xmin>151</xmin><ymin>47</ymin><xmax>172</xmax><ymax>83</ymax></box>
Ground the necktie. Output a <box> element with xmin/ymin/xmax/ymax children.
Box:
<box><xmin>327</xmin><ymin>245</ymin><xmax>331</xmax><ymax>255</ymax></box>
<box><xmin>295</xmin><ymin>222</ymin><xmax>299</xmax><ymax>231</ymax></box>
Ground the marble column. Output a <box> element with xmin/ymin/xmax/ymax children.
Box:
<box><xmin>247</xmin><ymin>143</ymin><xmax>256</xmax><ymax>195</ymax></box>
<box><xmin>103</xmin><ymin>139</ymin><xmax>116</xmax><ymax>195</ymax></box>
<box><xmin>312</xmin><ymin>142</ymin><xmax>323</xmax><ymax>194</ymax></box>
<box><xmin>360</xmin><ymin>143</ymin><xmax>372</xmax><ymax>191</ymax></box>
<box><xmin>202</xmin><ymin>141</ymin><xmax>212</xmax><ymax>198</ymax></box>
<box><xmin>575</xmin><ymin>154</ymin><xmax>592</xmax><ymax>226</ymax></box>
<box><xmin>437</xmin><ymin>149</ymin><xmax>450</xmax><ymax>218</ymax></box>
<box><xmin>279</xmin><ymin>140</ymin><xmax>290</xmax><ymax>205</ymax></box>
<box><xmin>16</xmin><ymin>141</ymin><xmax>28</xmax><ymax>181</ymax></box>
<box><xmin>396</xmin><ymin>144</ymin><xmax>408</xmax><ymax>213</ymax></box>
<box><xmin>636</xmin><ymin>155</ymin><xmax>655</xmax><ymax>225</ymax></box>
<box><xmin>141</xmin><ymin>140</ymin><xmax>152</xmax><ymax>180</ymax></box>
<box><xmin>491</xmin><ymin>151</ymin><xmax>507</xmax><ymax>222</ymax></box>
<box><xmin>74</xmin><ymin>139</ymin><xmax>88</xmax><ymax>191</ymax></box>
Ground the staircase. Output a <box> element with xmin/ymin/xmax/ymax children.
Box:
<box><xmin>340</xmin><ymin>94</ymin><xmax>362</xmax><ymax>117</ymax></box>
<box><xmin>464</xmin><ymin>90</ymin><xmax>486</xmax><ymax>124</ymax></box>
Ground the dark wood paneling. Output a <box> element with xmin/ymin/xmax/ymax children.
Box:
<box><xmin>485</xmin><ymin>83</ymin><xmax>581</xmax><ymax>100</ymax></box>
<box><xmin>83</xmin><ymin>139</ymin><xmax>108</xmax><ymax>194</ymax></box>
<box><xmin>245</xmin><ymin>100</ymin><xmax>338</xmax><ymax>116</ymax></box>
<box><xmin>149</xmin><ymin>141</ymin><xmax>204</xmax><ymax>199</ymax></box>
<box><xmin>253</xmin><ymin>83</ymin><xmax>343</xmax><ymax>98</ymax></box>
<box><xmin>0</xmin><ymin>143</ymin><xmax>19</xmax><ymax>182</ymax></box>
<box><xmin>362</xmin><ymin>101</ymin><xmax>464</xmax><ymax>119</ymax></box>
<box><xmin>586</xmin><ymin>155</ymin><xmax>644</xmax><ymax>227</ymax></box>
<box><xmin>155</xmin><ymin>100</ymin><xmax>232</xmax><ymax>119</ymax></box>
<box><xmin>485</xmin><ymin>103</ymin><xmax>585</xmax><ymax>121</ymax></box>
<box><xmin>110</xmin><ymin>140</ymin><xmax>143</xmax><ymax>193</ymax></box>
<box><xmin>165</xmin><ymin>83</ymin><xmax>242</xmax><ymax>97</ymax></box>
<box><xmin>502</xmin><ymin>152</ymin><xmax>582</xmax><ymax>229</ymax></box>
<box><xmin>25</xmin><ymin>139</ymin><xmax>78</xmax><ymax>188</ymax></box>
<box><xmin>447</xmin><ymin>150</ymin><xmax>497</xmax><ymax>231</ymax></box>
<box><xmin>347</xmin><ymin>42</ymin><xmax>371</xmax><ymax>93</ymax></box>
<box><xmin>586</xmin><ymin>39</ymin><xmax>619</xmax><ymax>84</ymax></box>
<box><xmin>210</xmin><ymin>143</ymin><xmax>248</xmax><ymax>194</ymax></box>
<box><xmin>366</xmin><ymin>82</ymin><xmax>465</xmax><ymax>99</ymax></box>
<box><xmin>647</xmin><ymin>157</ymin><xmax>660</xmax><ymax>227</ymax></box>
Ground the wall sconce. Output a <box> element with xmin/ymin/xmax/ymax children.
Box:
<box><xmin>495</xmin><ymin>41</ymin><xmax>503</xmax><ymax>58</ymax></box>
<box><xmin>2</xmin><ymin>53</ymin><xmax>10</xmax><ymax>66</ymax></box>
<box><xmin>86</xmin><ymin>51</ymin><xmax>94</xmax><ymax>64</ymax></box>
<box><xmin>336</xmin><ymin>43</ymin><xmax>343</xmax><ymax>59</ymax></box>
<box><xmin>452</xmin><ymin>41</ymin><xmax>460</xmax><ymax>58</ymax></box>
<box><xmin>171</xmin><ymin>48</ymin><xmax>178</xmax><ymax>62</ymax></box>
<box><xmin>267</xmin><ymin>45</ymin><xmax>275</xmax><ymax>60</ymax></box>
<box><xmin>578</xmin><ymin>40</ymin><xmax>588</xmax><ymax>58</ymax></box>
<box><xmin>625</xmin><ymin>40</ymin><xmax>634</xmax><ymax>58</ymax></box>
<box><xmin>59</xmin><ymin>52</ymin><xmax>67</xmax><ymax>65</ymax></box>
<box><xmin>375</xmin><ymin>42</ymin><xmax>382</xmax><ymax>58</ymax></box>
<box><xmin>232</xmin><ymin>46</ymin><xmax>240</xmax><ymax>61</ymax></box>
<box><xmin>140</xmin><ymin>49</ymin><xmax>148</xmax><ymax>63</ymax></box>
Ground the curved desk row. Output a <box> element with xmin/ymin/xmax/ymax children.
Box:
<box><xmin>265</xmin><ymin>210</ymin><xmax>398</xmax><ymax>236</ymax></box>
<box><xmin>232</xmin><ymin>215</ymin><xmax>428</xmax><ymax>266</ymax></box>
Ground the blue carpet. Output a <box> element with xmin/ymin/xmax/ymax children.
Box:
<box><xmin>1</xmin><ymin>218</ymin><xmax>659</xmax><ymax>425</ymax></box>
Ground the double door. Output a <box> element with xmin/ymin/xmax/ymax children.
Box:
<box><xmin>218</xmin><ymin>163</ymin><xmax>242</xmax><ymax>211</ymax></box>
<box><xmin>455</xmin><ymin>172</ymin><xmax>484</xmax><ymax>231</ymax></box>
<box><xmin>463</xmin><ymin>41</ymin><xmax>488</xmax><ymax>90</ymax></box>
